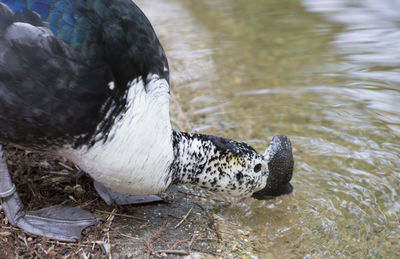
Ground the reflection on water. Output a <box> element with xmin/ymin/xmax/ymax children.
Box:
<box><xmin>139</xmin><ymin>0</ymin><xmax>400</xmax><ymax>257</ymax></box>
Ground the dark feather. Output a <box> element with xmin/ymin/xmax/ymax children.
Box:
<box><xmin>0</xmin><ymin>17</ymin><xmax>110</xmax><ymax>147</ymax></box>
<box><xmin>0</xmin><ymin>0</ymin><xmax>170</xmax><ymax>148</ymax></box>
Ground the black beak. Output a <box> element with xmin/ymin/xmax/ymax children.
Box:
<box><xmin>252</xmin><ymin>135</ymin><xmax>294</xmax><ymax>200</ymax></box>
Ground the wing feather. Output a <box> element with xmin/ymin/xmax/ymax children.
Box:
<box><xmin>0</xmin><ymin>4</ymin><xmax>111</xmax><ymax>147</ymax></box>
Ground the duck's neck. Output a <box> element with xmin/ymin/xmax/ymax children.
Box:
<box><xmin>170</xmin><ymin>131</ymin><xmax>267</xmax><ymax>196</ymax></box>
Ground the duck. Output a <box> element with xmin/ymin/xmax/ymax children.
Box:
<box><xmin>0</xmin><ymin>0</ymin><xmax>294</xmax><ymax>241</ymax></box>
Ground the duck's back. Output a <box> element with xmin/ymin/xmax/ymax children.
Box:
<box><xmin>1</xmin><ymin>0</ymin><xmax>105</xmax><ymax>64</ymax></box>
<box><xmin>0</xmin><ymin>0</ymin><xmax>112</xmax><ymax>148</ymax></box>
<box><xmin>0</xmin><ymin>0</ymin><xmax>169</xmax><ymax>148</ymax></box>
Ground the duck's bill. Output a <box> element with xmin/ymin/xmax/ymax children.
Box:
<box><xmin>251</xmin><ymin>182</ymin><xmax>293</xmax><ymax>200</ymax></box>
<box><xmin>252</xmin><ymin>134</ymin><xmax>294</xmax><ymax>200</ymax></box>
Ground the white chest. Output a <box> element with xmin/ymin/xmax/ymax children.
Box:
<box><xmin>60</xmin><ymin>77</ymin><xmax>174</xmax><ymax>195</ymax></box>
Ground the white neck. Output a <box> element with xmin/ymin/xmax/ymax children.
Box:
<box><xmin>60</xmin><ymin>76</ymin><xmax>174</xmax><ymax>195</ymax></box>
<box><xmin>170</xmin><ymin>132</ymin><xmax>268</xmax><ymax>196</ymax></box>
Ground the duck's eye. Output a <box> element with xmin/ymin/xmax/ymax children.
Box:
<box><xmin>254</xmin><ymin>163</ymin><xmax>262</xmax><ymax>173</ymax></box>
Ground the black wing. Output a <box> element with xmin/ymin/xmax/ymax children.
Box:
<box><xmin>0</xmin><ymin>4</ymin><xmax>111</xmax><ymax>148</ymax></box>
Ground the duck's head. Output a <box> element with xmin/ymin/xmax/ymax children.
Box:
<box><xmin>216</xmin><ymin>134</ymin><xmax>294</xmax><ymax>199</ymax></box>
<box><xmin>173</xmin><ymin>133</ymin><xmax>294</xmax><ymax>199</ymax></box>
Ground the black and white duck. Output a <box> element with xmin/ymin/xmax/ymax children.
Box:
<box><xmin>0</xmin><ymin>0</ymin><xmax>294</xmax><ymax>241</ymax></box>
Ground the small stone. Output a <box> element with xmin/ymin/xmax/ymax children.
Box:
<box><xmin>63</xmin><ymin>185</ymin><xmax>74</xmax><ymax>194</ymax></box>
<box><xmin>73</xmin><ymin>184</ymin><xmax>85</xmax><ymax>198</ymax></box>
<box><xmin>39</xmin><ymin>161</ymin><xmax>50</xmax><ymax>169</ymax></box>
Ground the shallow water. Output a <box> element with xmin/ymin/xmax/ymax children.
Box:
<box><xmin>137</xmin><ymin>0</ymin><xmax>400</xmax><ymax>257</ymax></box>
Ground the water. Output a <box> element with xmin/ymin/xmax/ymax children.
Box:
<box><xmin>137</xmin><ymin>0</ymin><xmax>400</xmax><ymax>257</ymax></box>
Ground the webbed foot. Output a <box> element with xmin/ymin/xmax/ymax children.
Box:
<box><xmin>93</xmin><ymin>180</ymin><xmax>163</xmax><ymax>206</ymax></box>
<box><xmin>0</xmin><ymin>145</ymin><xmax>100</xmax><ymax>242</ymax></box>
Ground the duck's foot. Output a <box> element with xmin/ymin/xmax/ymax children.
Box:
<box><xmin>93</xmin><ymin>181</ymin><xmax>163</xmax><ymax>206</ymax></box>
<box><xmin>0</xmin><ymin>145</ymin><xmax>100</xmax><ymax>242</ymax></box>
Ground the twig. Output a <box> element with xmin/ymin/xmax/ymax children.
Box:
<box><xmin>132</xmin><ymin>221</ymin><xmax>150</xmax><ymax>232</ymax></box>
<box><xmin>151</xmin><ymin>221</ymin><xmax>167</xmax><ymax>241</ymax></box>
<box><xmin>8</xmin><ymin>143</ymin><xmax>36</xmax><ymax>152</ymax></box>
<box><xmin>170</xmin><ymin>239</ymin><xmax>187</xmax><ymax>250</ymax></box>
<box><xmin>188</xmin><ymin>234</ymin><xmax>198</xmax><ymax>254</ymax></box>
<box><xmin>146</xmin><ymin>242</ymin><xmax>152</xmax><ymax>259</ymax></box>
<box><xmin>104</xmin><ymin>209</ymin><xmax>116</xmax><ymax>259</ymax></box>
<box><xmin>196</xmin><ymin>238</ymin><xmax>220</xmax><ymax>242</ymax></box>
<box><xmin>107</xmin><ymin>233</ymin><xmax>111</xmax><ymax>259</ymax></box>
<box><xmin>95</xmin><ymin>209</ymin><xmax>148</xmax><ymax>222</ymax></box>
<box><xmin>154</xmin><ymin>250</ymin><xmax>189</xmax><ymax>256</ymax></box>
<box><xmin>47</xmin><ymin>170</ymin><xmax>72</xmax><ymax>176</ymax></box>
<box><xmin>46</xmin><ymin>241</ymin><xmax>93</xmax><ymax>247</ymax></box>
<box><xmin>115</xmin><ymin>231</ymin><xmax>139</xmax><ymax>240</ymax></box>
<box><xmin>145</xmin><ymin>221</ymin><xmax>167</xmax><ymax>259</ymax></box>
<box><xmin>154</xmin><ymin>235</ymin><xmax>213</xmax><ymax>257</ymax></box>
<box><xmin>79</xmin><ymin>199</ymin><xmax>97</xmax><ymax>209</ymax></box>
<box><xmin>194</xmin><ymin>202</ymin><xmax>222</xmax><ymax>240</ymax></box>
<box><xmin>58</xmin><ymin>162</ymin><xmax>75</xmax><ymax>171</ymax></box>
<box><xmin>175</xmin><ymin>207</ymin><xmax>193</xmax><ymax>229</ymax></box>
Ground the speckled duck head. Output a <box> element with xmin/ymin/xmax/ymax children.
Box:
<box><xmin>171</xmin><ymin>133</ymin><xmax>294</xmax><ymax>199</ymax></box>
